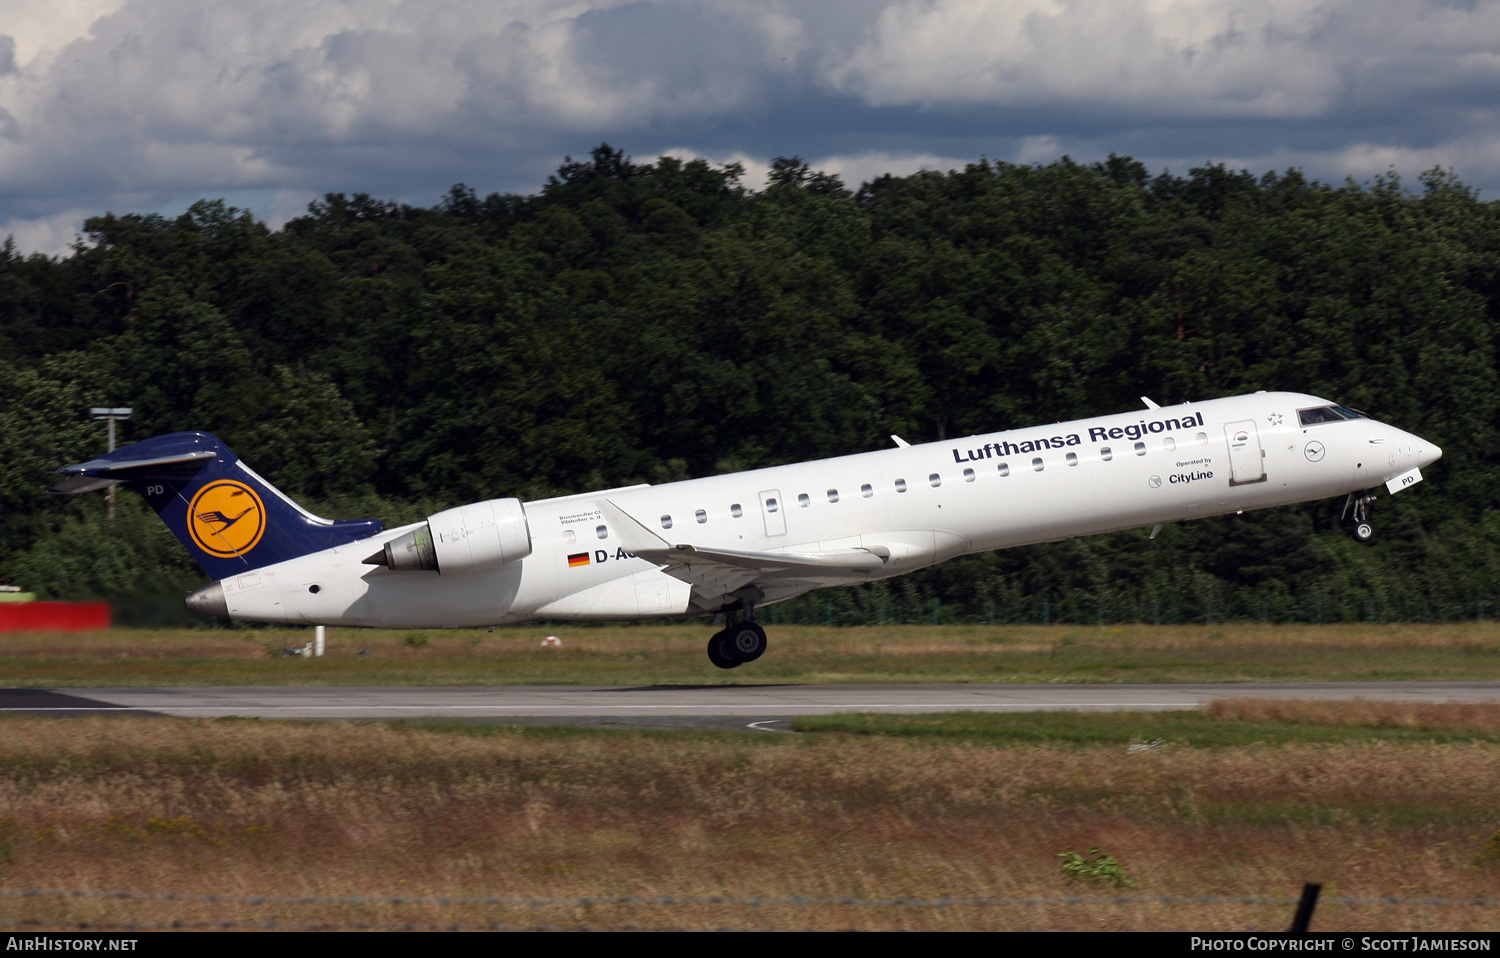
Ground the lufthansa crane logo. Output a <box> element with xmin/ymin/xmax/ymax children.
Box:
<box><xmin>188</xmin><ymin>480</ymin><xmax>266</xmax><ymax>558</ymax></box>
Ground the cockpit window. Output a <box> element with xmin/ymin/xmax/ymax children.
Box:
<box><xmin>1298</xmin><ymin>406</ymin><xmax>1352</xmax><ymax>426</ymax></box>
<box><xmin>1332</xmin><ymin>405</ymin><xmax>1367</xmax><ymax>420</ymax></box>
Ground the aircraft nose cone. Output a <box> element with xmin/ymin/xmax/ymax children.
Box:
<box><xmin>1419</xmin><ymin>442</ymin><xmax>1442</xmax><ymax>468</ymax></box>
<box><xmin>185</xmin><ymin>582</ymin><xmax>228</xmax><ymax>617</ymax></box>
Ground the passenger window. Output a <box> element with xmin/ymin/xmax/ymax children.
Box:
<box><xmin>797</xmin><ymin>493</ymin><xmax>810</xmax><ymax>508</ymax></box>
<box><xmin>596</xmin><ymin>524</ymin><xmax>608</xmax><ymax>539</ymax></box>
<box><xmin>861</xmin><ymin>483</ymin><xmax>873</xmax><ymax>498</ymax></box>
<box><xmin>730</xmin><ymin>504</ymin><xmax>743</xmax><ymax>518</ymax></box>
<box><xmin>660</xmin><ymin>515</ymin><xmax>673</xmax><ymax>529</ymax></box>
<box><xmin>765</xmin><ymin>498</ymin><xmax>778</xmax><ymax>513</ymax></box>
<box><xmin>1163</xmin><ymin>437</ymin><xmax>1176</xmax><ymax>452</ymax></box>
<box><xmin>895</xmin><ymin>478</ymin><xmax>907</xmax><ymax>493</ymax></box>
<box><xmin>963</xmin><ymin>468</ymin><xmax>975</xmax><ymax>482</ymax></box>
<box><xmin>1066</xmin><ymin>452</ymin><xmax>1078</xmax><ymax>466</ymax></box>
<box><xmin>695</xmin><ymin>509</ymin><xmax>707</xmax><ymax>524</ymax></box>
<box><xmin>997</xmin><ymin>463</ymin><xmax>1010</xmax><ymax>477</ymax></box>
<box><xmin>1134</xmin><ymin>442</ymin><xmax>1146</xmax><ymax>456</ymax></box>
<box><xmin>827</xmin><ymin>489</ymin><xmax>839</xmax><ymax>503</ymax></box>
<box><xmin>1196</xmin><ymin>432</ymin><xmax>1208</xmax><ymax>447</ymax></box>
<box><xmin>563</xmin><ymin>529</ymin><xmax>576</xmax><ymax>545</ymax></box>
<box><xmin>929</xmin><ymin>473</ymin><xmax>941</xmax><ymax>487</ymax></box>
<box><xmin>1101</xmin><ymin>447</ymin><xmax>1113</xmax><ymax>461</ymax></box>
<box><xmin>1031</xmin><ymin>458</ymin><xmax>1044</xmax><ymax>472</ymax></box>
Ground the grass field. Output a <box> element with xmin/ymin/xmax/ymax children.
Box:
<box><xmin>3</xmin><ymin>625</ymin><xmax>1499</xmax><ymax>931</ymax></box>
<box><xmin>3</xmin><ymin>622</ymin><xmax>1500</xmax><ymax>685</ymax></box>
<box><xmin>0</xmin><ymin>703</ymin><xmax>1498</xmax><ymax>931</ymax></box>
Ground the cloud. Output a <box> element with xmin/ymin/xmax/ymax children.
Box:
<box><xmin>0</xmin><ymin>2</ymin><xmax>808</xmax><ymax>203</ymax></box>
<box><xmin>825</xmin><ymin>0</ymin><xmax>1500</xmax><ymax>121</ymax></box>
<box><xmin>811</xmin><ymin>150</ymin><xmax>969</xmax><ymax>188</ymax></box>
<box><xmin>564</xmin><ymin>2</ymin><xmax>803</xmax><ymax>124</ymax></box>
<box><xmin>1</xmin><ymin>0</ymin><xmax>126</xmax><ymax>68</ymax></box>
<box><xmin>0</xmin><ymin>208</ymin><xmax>94</xmax><ymax>258</ymax></box>
<box><xmin>2</xmin><ymin>1</ymin><xmax>1500</xmax><ymax>253</ymax></box>
<box><xmin>656</xmin><ymin>146</ymin><xmax>772</xmax><ymax>190</ymax></box>
<box><xmin>1150</xmin><ymin>131</ymin><xmax>1500</xmax><ymax>198</ymax></box>
<box><xmin>1014</xmin><ymin>136</ymin><xmax>1064</xmax><ymax>166</ymax></box>
<box><xmin>264</xmin><ymin>189</ymin><xmax>319</xmax><ymax>231</ymax></box>
<box><xmin>825</xmin><ymin>0</ymin><xmax>1330</xmax><ymax>115</ymax></box>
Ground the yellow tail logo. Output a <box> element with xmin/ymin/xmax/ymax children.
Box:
<box><xmin>188</xmin><ymin>480</ymin><xmax>266</xmax><ymax>558</ymax></box>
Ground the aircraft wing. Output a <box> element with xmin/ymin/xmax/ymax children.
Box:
<box><xmin>594</xmin><ymin>498</ymin><xmax>887</xmax><ymax>605</ymax></box>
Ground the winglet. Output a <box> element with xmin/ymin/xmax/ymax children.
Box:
<box><xmin>1141</xmin><ymin>397</ymin><xmax>1161</xmax><ymax>410</ymax></box>
<box><xmin>595</xmin><ymin>498</ymin><xmax>674</xmax><ymax>556</ymax></box>
<box><xmin>891</xmin><ymin>435</ymin><xmax>910</xmax><ymax>448</ymax></box>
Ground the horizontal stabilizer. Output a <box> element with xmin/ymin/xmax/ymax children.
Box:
<box><xmin>48</xmin><ymin>475</ymin><xmax>122</xmax><ymax>495</ymax></box>
<box><xmin>52</xmin><ymin>449</ymin><xmax>215</xmax><ymax>486</ymax></box>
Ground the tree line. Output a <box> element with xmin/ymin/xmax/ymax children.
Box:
<box><xmin>2</xmin><ymin>145</ymin><xmax>1496</xmax><ymax>624</ymax></box>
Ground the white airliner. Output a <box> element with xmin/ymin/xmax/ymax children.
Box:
<box><xmin>54</xmin><ymin>391</ymin><xmax>1440</xmax><ymax>668</ymax></box>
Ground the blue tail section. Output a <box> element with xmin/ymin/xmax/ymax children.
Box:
<box><xmin>53</xmin><ymin>432</ymin><xmax>383</xmax><ymax>580</ymax></box>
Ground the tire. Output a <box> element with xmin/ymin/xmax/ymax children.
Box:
<box><xmin>726</xmin><ymin>622</ymin><xmax>767</xmax><ymax>663</ymax></box>
<box><xmin>1349</xmin><ymin>520</ymin><xmax>1375</xmax><ymax>544</ymax></box>
<box><xmin>707</xmin><ymin>631</ymin><xmax>740</xmax><ymax>669</ymax></box>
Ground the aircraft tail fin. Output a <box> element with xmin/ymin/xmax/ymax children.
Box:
<box><xmin>53</xmin><ymin>432</ymin><xmax>383</xmax><ymax>579</ymax></box>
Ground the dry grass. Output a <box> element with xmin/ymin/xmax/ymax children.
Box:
<box><xmin>5</xmin><ymin>622</ymin><xmax>1500</xmax><ymax>685</ymax></box>
<box><xmin>0</xmin><ymin>716</ymin><xmax>1498</xmax><ymax>930</ymax></box>
<box><xmin>1207</xmin><ymin>698</ymin><xmax>1500</xmax><ymax>734</ymax></box>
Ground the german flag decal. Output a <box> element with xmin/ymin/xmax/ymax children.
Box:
<box><xmin>567</xmin><ymin>552</ymin><xmax>590</xmax><ymax>568</ymax></box>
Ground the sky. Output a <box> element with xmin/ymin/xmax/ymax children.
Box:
<box><xmin>3</xmin><ymin>0</ymin><xmax>1499</xmax><ymax>256</ymax></box>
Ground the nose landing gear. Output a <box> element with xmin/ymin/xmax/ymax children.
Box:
<box><xmin>1341</xmin><ymin>492</ymin><xmax>1377</xmax><ymax>545</ymax></box>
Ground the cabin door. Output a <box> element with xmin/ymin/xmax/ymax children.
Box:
<box><xmin>759</xmin><ymin>489</ymin><xmax>787</xmax><ymax>537</ymax></box>
<box><xmin>1224</xmin><ymin>420</ymin><xmax>1267</xmax><ymax>485</ymax></box>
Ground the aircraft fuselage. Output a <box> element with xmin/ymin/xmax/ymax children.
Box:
<box><xmin>204</xmin><ymin>391</ymin><xmax>1440</xmax><ymax>629</ymax></box>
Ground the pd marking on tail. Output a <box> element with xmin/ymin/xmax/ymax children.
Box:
<box><xmin>188</xmin><ymin>480</ymin><xmax>266</xmax><ymax>558</ymax></box>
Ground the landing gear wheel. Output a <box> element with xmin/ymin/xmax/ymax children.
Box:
<box><xmin>726</xmin><ymin>621</ymin><xmax>767</xmax><ymax>663</ymax></box>
<box><xmin>1341</xmin><ymin>493</ymin><xmax>1377</xmax><ymax>546</ymax></box>
<box><xmin>706</xmin><ymin>630</ymin><xmax>740</xmax><ymax>669</ymax></box>
<box><xmin>1344</xmin><ymin>494</ymin><xmax>1374</xmax><ymax>545</ymax></box>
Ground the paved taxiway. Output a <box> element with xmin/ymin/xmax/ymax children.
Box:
<box><xmin>2</xmin><ymin>682</ymin><xmax>1498</xmax><ymax>729</ymax></box>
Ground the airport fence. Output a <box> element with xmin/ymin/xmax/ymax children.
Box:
<box><xmin>761</xmin><ymin>587</ymin><xmax>1500</xmax><ymax>628</ymax></box>
<box><xmin>104</xmin><ymin>584</ymin><xmax>1500</xmax><ymax>630</ymax></box>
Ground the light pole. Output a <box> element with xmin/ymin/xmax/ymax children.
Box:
<box><xmin>90</xmin><ymin>407</ymin><xmax>132</xmax><ymax>518</ymax></box>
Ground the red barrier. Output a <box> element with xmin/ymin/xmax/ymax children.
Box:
<box><xmin>0</xmin><ymin>602</ymin><xmax>112</xmax><ymax>632</ymax></box>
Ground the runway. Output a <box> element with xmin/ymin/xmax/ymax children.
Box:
<box><xmin>2</xmin><ymin>681</ymin><xmax>1498</xmax><ymax>729</ymax></box>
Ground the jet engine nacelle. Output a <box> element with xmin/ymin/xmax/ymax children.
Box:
<box><xmin>375</xmin><ymin>498</ymin><xmax>532</xmax><ymax>575</ymax></box>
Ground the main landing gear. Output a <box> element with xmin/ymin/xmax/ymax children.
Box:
<box><xmin>706</xmin><ymin>616</ymin><xmax>767</xmax><ymax>669</ymax></box>
<box><xmin>1341</xmin><ymin>491</ymin><xmax>1377</xmax><ymax>545</ymax></box>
